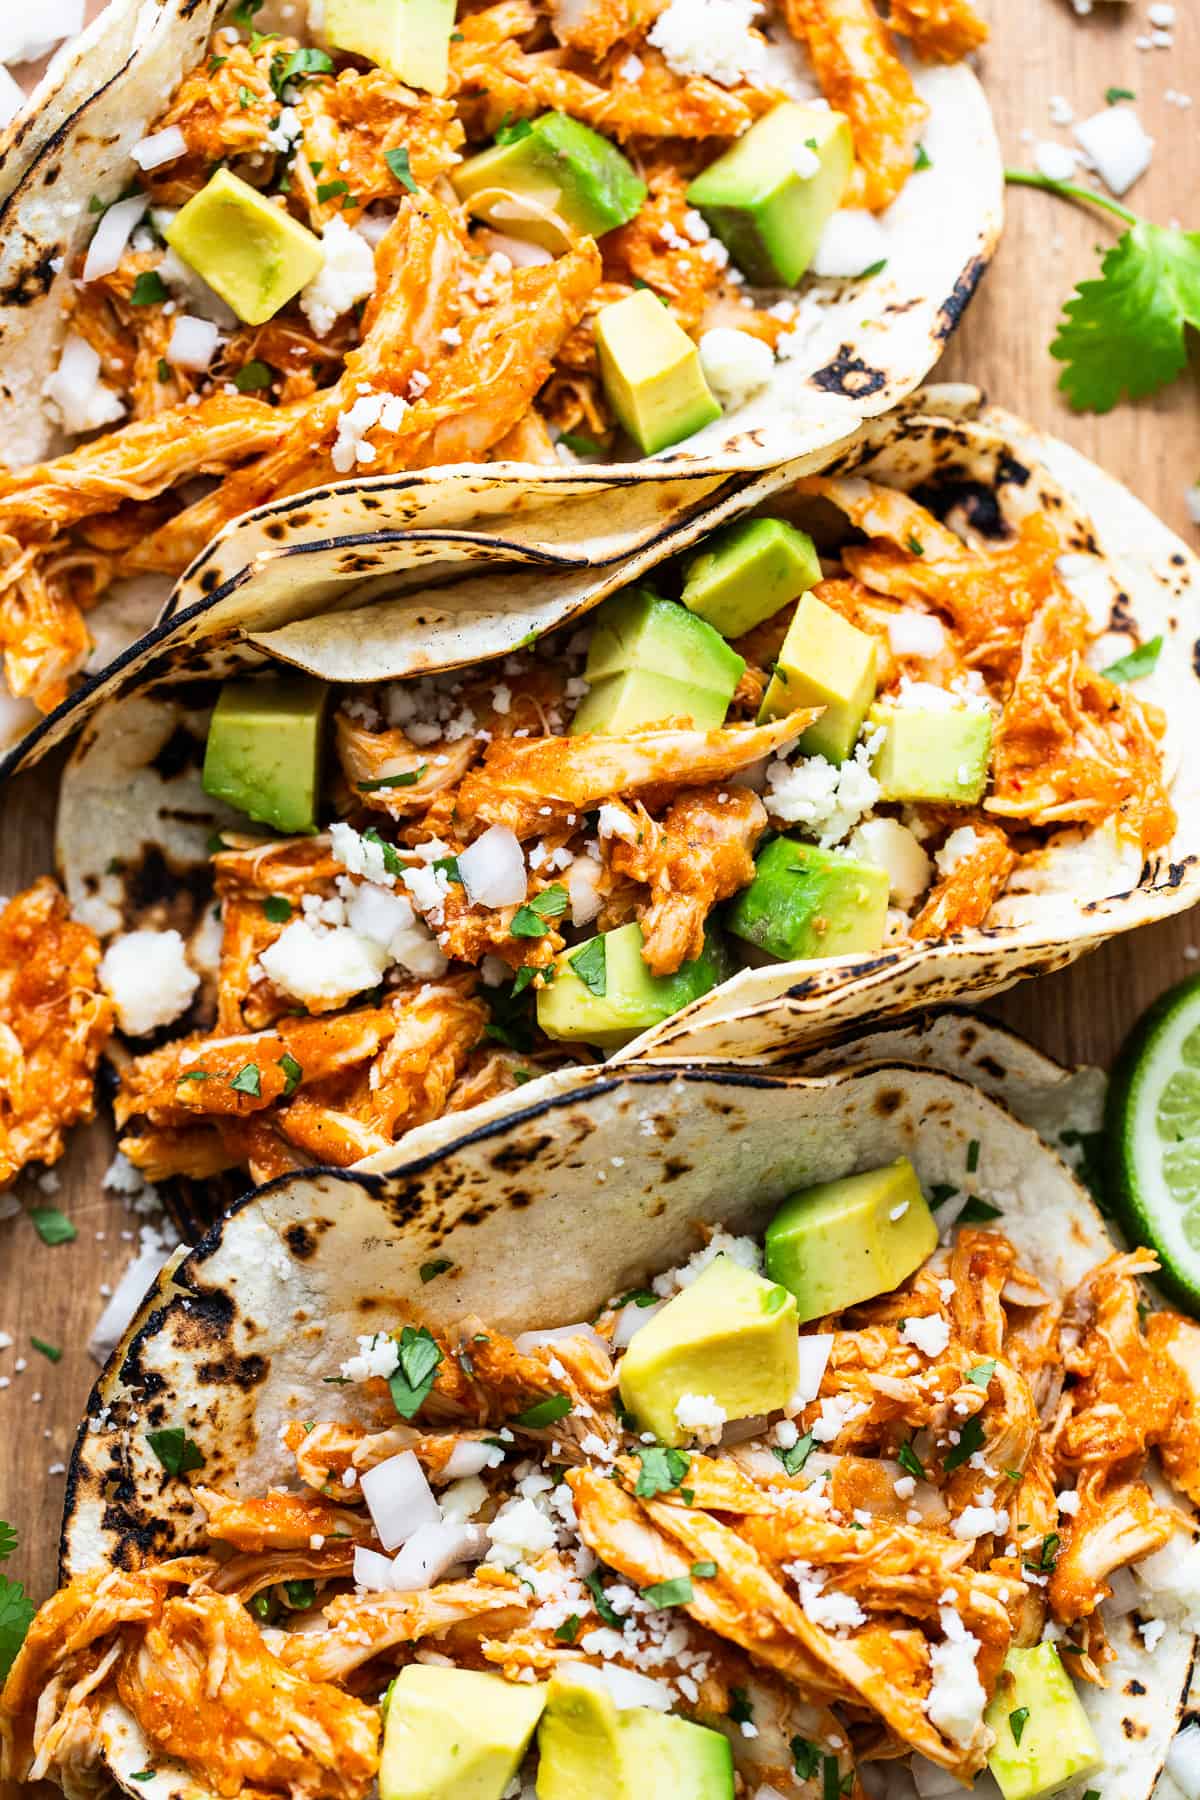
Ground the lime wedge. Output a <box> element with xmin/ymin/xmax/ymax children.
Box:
<box><xmin>1107</xmin><ymin>974</ymin><xmax>1200</xmax><ymax>1311</ymax></box>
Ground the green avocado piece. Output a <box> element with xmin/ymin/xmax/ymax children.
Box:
<box><xmin>380</xmin><ymin>1665</ymin><xmax>546</xmax><ymax>1800</ymax></box>
<box><xmin>571</xmin><ymin>669</ymin><xmax>733</xmax><ymax>733</ymax></box>
<box><xmin>764</xmin><ymin>1158</ymin><xmax>938</xmax><ymax>1322</ymax></box>
<box><xmin>618</xmin><ymin>1254</ymin><xmax>799</xmax><ymax>1446</ymax></box>
<box><xmin>868</xmin><ymin>703</ymin><xmax>992</xmax><ymax>805</ymax></box>
<box><xmin>166</xmin><ymin>169</ymin><xmax>324</xmax><ymax>327</ymax></box>
<box><xmin>686</xmin><ymin>103</ymin><xmax>853</xmax><ymax>287</ymax></box>
<box><xmin>619</xmin><ymin>1708</ymin><xmax>734</xmax><ymax>1799</ymax></box>
<box><xmin>984</xmin><ymin>1645</ymin><xmax>1102</xmax><ymax>1800</ymax></box>
<box><xmin>202</xmin><ymin>676</ymin><xmax>329</xmax><ymax>835</ymax></box>
<box><xmin>572</xmin><ymin>588</ymin><xmax>745</xmax><ymax>730</ymax></box>
<box><xmin>536</xmin><ymin>921</ymin><xmax>731</xmax><ymax>1051</ymax></box>
<box><xmin>536</xmin><ymin>1680</ymin><xmax>624</xmax><ymax>1800</ymax></box>
<box><xmin>724</xmin><ymin>836</ymin><xmax>889</xmax><ymax>963</ymax></box>
<box><xmin>595</xmin><ymin>289</ymin><xmax>722</xmax><ymax>456</ymax></box>
<box><xmin>452</xmin><ymin>113</ymin><xmax>646</xmax><ymax>245</ymax></box>
<box><xmin>326</xmin><ymin>0</ymin><xmax>457</xmax><ymax>92</ymax></box>
<box><xmin>759</xmin><ymin>591</ymin><xmax>878</xmax><ymax>765</ymax></box>
<box><xmin>681</xmin><ymin>518</ymin><xmax>822</xmax><ymax>639</ymax></box>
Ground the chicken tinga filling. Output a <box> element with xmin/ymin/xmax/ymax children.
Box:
<box><xmin>0</xmin><ymin>0</ymin><xmax>987</xmax><ymax>712</ymax></box>
<box><xmin>6</xmin><ymin>1170</ymin><xmax>1200</xmax><ymax>1799</ymax></box>
<box><xmin>1</xmin><ymin>475</ymin><xmax>1175</xmax><ymax>1192</ymax></box>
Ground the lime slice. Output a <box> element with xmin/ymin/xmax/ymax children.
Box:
<box><xmin>1107</xmin><ymin>974</ymin><xmax>1200</xmax><ymax>1312</ymax></box>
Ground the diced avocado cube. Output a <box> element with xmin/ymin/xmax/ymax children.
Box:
<box><xmin>620</xmin><ymin>1709</ymin><xmax>734</xmax><ymax>1799</ymax></box>
<box><xmin>571</xmin><ymin>669</ymin><xmax>733</xmax><ymax>734</ymax></box>
<box><xmin>202</xmin><ymin>676</ymin><xmax>329</xmax><ymax>835</ymax></box>
<box><xmin>681</xmin><ymin>518</ymin><xmax>822</xmax><ymax>639</ymax></box>
<box><xmin>166</xmin><ymin>169</ymin><xmax>324</xmax><ymax>327</ymax></box>
<box><xmin>585</xmin><ymin>588</ymin><xmax>745</xmax><ymax>691</ymax></box>
<box><xmin>381</xmin><ymin>1665</ymin><xmax>546</xmax><ymax>1800</ymax></box>
<box><xmin>686</xmin><ymin>103</ymin><xmax>853</xmax><ymax>287</ymax></box>
<box><xmin>452</xmin><ymin>113</ymin><xmax>645</xmax><ymax>247</ymax></box>
<box><xmin>536</xmin><ymin>1682</ymin><xmax>734</xmax><ymax>1800</ymax></box>
<box><xmin>326</xmin><ymin>0</ymin><xmax>457</xmax><ymax>94</ymax></box>
<box><xmin>724</xmin><ymin>837</ymin><xmax>889</xmax><ymax>963</ymax></box>
<box><xmin>984</xmin><ymin>1645</ymin><xmax>1102</xmax><ymax>1800</ymax></box>
<box><xmin>536</xmin><ymin>921</ymin><xmax>730</xmax><ymax>1051</ymax></box>
<box><xmin>596</xmin><ymin>289</ymin><xmax>722</xmax><ymax>457</ymax></box>
<box><xmin>868</xmin><ymin>703</ymin><xmax>992</xmax><ymax>805</ymax></box>
<box><xmin>764</xmin><ymin>1158</ymin><xmax>938</xmax><ymax>1322</ymax></box>
<box><xmin>618</xmin><ymin>1254</ymin><xmax>799</xmax><ymax>1446</ymax></box>
<box><xmin>759</xmin><ymin>591</ymin><xmax>878</xmax><ymax>765</ymax></box>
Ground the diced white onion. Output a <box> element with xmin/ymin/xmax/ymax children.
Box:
<box><xmin>389</xmin><ymin>1520</ymin><xmax>489</xmax><ymax>1591</ymax></box>
<box><xmin>359</xmin><ymin>1450</ymin><xmax>441</xmax><ymax>1551</ymax></box>
<box><xmin>458</xmin><ymin>825</ymin><xmax>527</xmax><ymax>909</ymax></box>
<box><xmin>82</xmin><ymin>193</ymin><xmax>147</xmax><ymax>283</ymax></box>
<box><xmin>357</xmin><ymin>207</ymin><xmax>399</xmax><ymax>246</ymax></box>
<box><xmin>1105</xmin><ymin>1562</ymin><xmax>1144</xmax><ymax>1616</ymax></box>
<box><xmin>887</xmin><ymin>612</ymin><xmax>945</xmax><ymax>658</ymax></box>
<box><xmin>910</xmin><ymin>1756</ymin><xmax>965</xmax><ymax>1798</ymax></box>
<box><xmin>812</xmin><ymin>208</ymin><xmax>890</xmax><ymax>279</ymax></box>
<box><xmin>567</xmin><ymin>854</ymin><xmax>604</xmax><ymax>927</ymax></box>
<box><xmin>789</xmin><ymin>1333</ymin><xmax>834</xmax><ymax>1410</ymax></box>
<box><xmin>353</xmin><ymin>1545</ymin><xmax>398</xmax><ymax>1592</ymax></box>
<box><xmin>474</xmin><ymin>227</ymin><xmax>555</xmax><ymax>267</ymax></box>
<box><xmin>515</xmin><ymin>1322</ymin><xmax>607</xmax><ymax>1356</ymax></box>
<box><xmin>613</xmin><ymin>1299</ymin><xmax>663</xmax><ymax>1349</ymax></box>
<box><xmin>166</xmin><ymin>313</ymin><xmax>220</xmax><ymax>371</ymax></box>
<box><xmin>130</xmin><ymin>125</ymin><xmax>188</xmax><ymax>172</ymax></box>
<box><xmin>564</xmin><ymin>1660</ymin><xmax>674</xmax><ymax>1712</ymax></box>
<box><xmin>438</xmin><ymin>1475</ymin><xmax>488</xmax><ymax>1522</ymax></box>
<box><xmin>442</xmin><ymin>1439</ymin><xmax>505</xmax><ymax>1480</ymax></box>
<box><xmin>43</xmin><ymin>333</ymin><xmax>125</xmax><ymax>437</ymax></box>
<box><xmin>1073</xmin><ymin>105</ymin><xmax>1153</xmax><ymax>197</ymax></box>
<box><xmin>1166</xmin><ymin>1724</ymin><xmax>1200</xmax><ymax>1800</ymax></box>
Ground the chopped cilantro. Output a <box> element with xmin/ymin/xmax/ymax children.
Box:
<box><xmin>966</xmin><ymin>1138</ymin><xmax>980</xmax><ymax>1172</ymax></box>
<box><xmin>358</xmin><ymin>764</ymin><xmax>427</xmax><ymax>791</ymax></box>
<box><xmin>0</xmin><ymin>1524</ymin><xmax>14</xmax><ymax>1560</ymax></box>
<box><xmin>584</xmin><ymin>1568</ymin><xmax>620</xmax><ymax>1626</ymax></box>
<box><xmin>384</xmin><ymin>145</ymin><xmax>419</xmax><ymax>193</ymax></box>
<box><xmin>641</xmin><ymin>1575</ymin><xmax>692</xmax><ymax>1609</ymax></box>
<box><xmin>284</xmin><ymin>1579</ymin><xmax>316</xmax><ymax>1608</ymax></box>
<box><xmin>317</xmin><ymin>179</ymin><xmax>350</xmax><ymax>203</ymax></box>
<box><xmin>157</xmin><ymin>357</ymin><xmax>172</xmax><ymax>382</ymax></box>
<box><xmin>512</xmin><ymin>1393</ymin><xmax>573</xmax><ymax>1429</ymax></box>
<box><xmin>729</xmin><ymin>1687</ymin><xmax>753</xmax><ymax>1725</ymax></box>
<box><xmin>1024</xmin><ymin>1531</ymin><xmax>1060</xmax><ymax>1573</ymax></box>
<box><xmin>510</xmin><ymin>884</ymin><xmax>569</xmax><ymax>939</ymax></box>
<box><xmin>178</xmin><ymin>1069</ymin><xmax>212</xmax><ymax>1083</ymax></box>
<box><xmin>554</xmin><ymin>1614</ymin><xmax>582</xmax><ymax>1642</ymax></box>
<box><xmin>1009</xmin><ymin>1707</ymin><xmax>1030</xmax><ymax>1746</ymax></box>
<box><xmin>278</xmin><ymin>1052</ymin><xmax>303</xmax><ymax>1097</ymax></box>
<box><xmin>616</xmin><ymin>1288</ymin><xmax>658</xmax><ymax>1309</ymax></box>
<box><xmin>559</xmin><ymin>431</ymin><xmax>605</xmax><ymax>455</ymax></box>
<box><xmin>633</xmin><ymin>1445</ymin><xmax>690</xmax><ymax>1498</ymax></box>
<box><xmin>30</xmin><ymin>1208</ymin><xmax>76</xmax><ymax>1246</ymax></box>
<box><xmin>387</xmin><ymin>1327</ymin><xmax>443</xmax><ymax>1418</ymax></box>
<box><xmin>691</xmin><ymin>1560</ymin><xmax>717</xmax><ymax>1579</ymax></box>
<box><xmin>419</xmin><ymin>1258</ymin><xmax>453</xmax><ymax>1283</ymax></box>
<box><xmin>495</xmin><ymin>116</ymin><xmax>534</xmax><ymax>145</ymax></box>
<box><xmin>966</xmin><ymin>1359</ymin><xmax>996</xmax><ymax>1386</ymax></box>
<box><xmin>942</xmin><ymin>1414</ymin><xmax>985</xmax><ymax>1473</ymax></box>
<box><xmin>270</xmin><ymin>45</ymin><xmax>333</xmax><ymax>98</ymax></box>
<box><xmin>568</xmin><ymin>935</ymin><xmax>607</xmax><ymax>997</ymax></box>
<box><xmin>958</xmin><ymin>1196</ymin><xmax>1003</xmax><ymax>1225</ymax></box>
<box><xmin>1105</xmin><ymin>86</ymin><xmax>1135</xmax><ymax>104</ymax></box>
<box><xmin>1100</xmin><ymin>634</ymin><xmax>1163</xmax><ymax>683</ymax></box>
<box><xmin>914</xmin><ymin>142</ymin><xmax>933</xmax><ymax>170</ymax></box>
<box><xmin>362</xmin><ymin>827</ymin><xmax>403</xmax><ymax>877</ymax></box>
<box><xmin>262</xmin><ymin>895</ymin><xmax>292</xmax><ymax>923</ymax></box>
<box><xmin>791</xmin><ymin>1737</ymin><xmax>820</xmax><ymax>1780</ymax></box>
<box><xmin>433</xmin><ymin>855</ymin><xmax>462</xmax><ymax>883</ymax></box>
<box><xmin>233</xmin><ymin>360</ymin><xmax>275</xmax><ymax>392</ymax></box>
<box><xmin>860</xmin><ymin>258</ymin><xmax>888</xmax><ymax>277</ymax></box>
<box><xmin>906</xmin><ymin>532</ymin><xmax>924</xmax><ymax>555</ymax></box>
<box><xmin>128</xmin><ymin>1773</ymin><xmax>155</xmax><ymax>1783</ymax></box>
<box><xmin>146</xmin><ymin>1428</ymin><xmax>205</xmax><ymax>1477</ymax></box>
<box><xmin>773</xmin><ymin>1431</ymin><xmax>815</xmax><ymax>1476</ymax></box>
<box><xmin>230</xmin><ymin>1062</ymin><xmax>262</xmax><ymax>1097</ymax></box>
<box><xmin>898</xmin><ymin>1439</ymin><xmax>925</xmax><ymax>1479</ymax></box>
<box><xmin>929</xmin><ymin>1182</ymin><xmax>959</xmax><ymax>1208</ymax></box>
<box><xmin>130</xmin><ymin>272</ymin><xmax>169</xmax><ymax>307</ymax></box>
<box><xmin>30</xmin><ymin>1337</ymin><xmax>62</xmax><ymax>1363</ymax></box>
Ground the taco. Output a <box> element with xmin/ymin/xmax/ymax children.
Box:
<box><xmin>5</xmin><ymin>1045</ymin><xmax>1200</xmax><ymax>1798</ymax></box>
<box><xmin>0</xmin><ymin>0</ymin><xmax>999</xmax><ymax>727</ymax></box>
<box><xmin>13</xmin><ymin>392</ymin><xmax>1191</xmax><ymax>1197</ymax></box>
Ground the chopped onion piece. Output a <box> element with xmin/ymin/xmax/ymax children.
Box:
<box><xmin>789</xmin><ymin>1332</ymin><xmax>834</xmax><ymax>1410</ymax></box>
<box><xmin>442</xmin><ymin>1439</ymin><xmax>505</xmax><ymax>1480</ymax></box>
<box><xmin>82</xmin><ymin>193</ymin><xmax>147</xmax><ymax>283</ymax></box>
<box><xmin>166</xmin><ymin>314</ymin><xmax>220</xmax><ymax>371</ymax></box>
<box><xmin>887</xmin><ymin>612</ymin><xmax>945</xmax><ymax>658</ymax></box>
<box><xmin>910</xmin><ymin>1756</ymin><xmax>966</xmax><ymax>1798</ymax></box>
<box><xmin>613</xmin><ymin>1298</ymin><xmax>662</xmax><ymax>1349</ymax></box>
<box><xmin>389</xmin><ymin>1520</ymin><xmax>489</xmax><ymax>1591</ymax></box>
<box><xmin>567</xmin><ymin>853</ymin><xmax>603</xmax><ymax>927</ymax></box>
<box><xmin>131</xmin><ymin>126</ymin><xmax>188</xmax><ymax>172</ymax></box>
<box><xmin>439</xmin><ymin>1475</ymin><xmax>488</xmax><ymax>1522</ymax></box>
<box><xmin>353</xmin><ymin>1546</ymin><xmax>398</xmax><ymax>1592</ymax></box>
<box><xmin>515</xmin><ymin>1322</ymin><xmax>607</xmax><ymax>1356</ymax></box>
<box><xmin>1105</xmin><ymin>1562</ymin><xmax>1144</xmax><ymax>1616</ymax></box>
<box><xmin>565</xmin><ymin>1660</ymin><xmax>674</xmax><ymax>1712</ymax></box>
<box><xmin>812</xmin><ymin>208</ymin><xmax>889</xmax><ymax>279</ymax></box>
<box><xmin>458</xmin><ymin>824</ymin><xmax>527</xmax><ymax>909</ymax></box>
<box><xmin>474</xmin><ymin>226</ymin><xmax>555</xmax><ymax>266</ymax></box>
<box><xmin>43</xmin><ymin>334</ymin><xmax>125</xmax><ymax>436</ymax></box>
<box><xmin>359</xmin><ymin>1450</ymin><xmax>441</xmax><ymax>1551</ymax></box>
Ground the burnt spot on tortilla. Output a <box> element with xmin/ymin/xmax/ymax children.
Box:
<box><xmin>199</xmin><ymin>568</ymin><xmax>222</xmax><ymax>594</ymax></box>
<box><xmin>488</xmin><ymin>1134</ymin><xmax>556</xmax><ymax>1173</ymax></box>
<box><xmin>662</xmin><ymin>1157</ymin><xmax>692</xmax><ymax>1183</ymax></box>
<box><xmin>339</xmin><ymin>552</ymin><xmax>387</xmax><ymax>573</ymax></box>
<box><xmin>41</xmin><ymin>165</ymin><xmax>61</xmax><ymax>187</ymax></box>
<box><xmin>150</xmin><ymin>722</ymin><xmax>206</xmax><ymax>781</ymax></box>
<box><xmin>124</xmin><ymin>841</ymin><xmax>213</xmax><ymax>933</ymax></box>
<box><xmin>263</xmin><ymin>519</ymin><xmax>289</xmax><ymax>542</ymax></box>
<box><xmin>0</xmin><ymin>247</ymin><xmax>60</xmax><ymax>306</ymax></box>
<box><xmin>997</xmin><ymin>452</ymin><xmax>1031</xmax><ymax>489</ymax></box>
<box><xmin>912</xmin><ymin>477</ymin><xmax>1008</xmax><ymax>541</ymax></box>
<box><xmin>359</xmin><ymin>496</ymin><xmax>383</xmax><ymax>511</ymax></box>
<box><xmin>977</xmin><ymin>1054</ymin><xmax>1006</xmax><ymax>1081</ymax></box>
<box><xmin>1125</xmin><ymin>1678</ymin><xmax>1147</xmax><ymax>1696</ymax></box>
<box><xmin>1121</xmin><ymin>1715</ymin><xmax>1148</xmax><ymax>1741</ymax></box>
<box><xmin>1108</xmin><ymin>591</ymin><xmax>1135</xmax><ymax>634</ymax></box>
<box><xmin>809</xmin><ymin>346</ymin><xmax>888</xmax><ymax>399</ymax></box>
<box><xmin>285</xmin><ymin>1223</ymin><xmax>319</xmax><ymax>1260</ymax></box>
<box><xmin>196</xmin><ymin>1353</ymin><xmax>268</xmax><ymax>1390</ymax></box>
<box><xmin>934</xmin><ymin>253</ymin><xmax>987</xmax><ymax>341</ymax></box>
<box><xmin>874</xmin><ymin>1089</ymin><xmax>903</xmax><ymax>1117</ymax></box>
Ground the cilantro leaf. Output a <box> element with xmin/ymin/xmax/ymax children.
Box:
<box><xmin>512</xmin><ymin>1393</ymin><xmax>572</xmax><ymax>1429</ymax></box>
<box><xmin>1100</xmin><ymin>634</ymin><xmax>1163</xmax><ymax>683</ymax></box>
<box><xmin>388</xmin><ymin>1326</ymin><xmax>443</xmax><ymax>1418</ymax></box>
<box><xmin>510</xmin><ymin>885</ymin><xmax>569</xmax><ymax>939</ymax></box>
<box><xmin>0</xmin><ymin>1577</ymin><xmax>35</xmax><ymax>1682</ymax></box>
<box><xmin>230</xmin><ymin>1062</ymin><xmax>262</xmax><ymax>1097</ymax></box>
<box><xmin>633</xmin><ymin>1446</ymin><xmax>690</xmax><ymax>1498</ymax></box>
<box><xmin>419</xmin><ymin>1258</ymin><xmax>452</xmax><ymax>1283</ymax></box>
<box><xmin>791</xmin><ymin>1737</ymin><xmax>820</xmax><ymax>1780</ymax></box>
<box><xmin>1009</xmin><ymin>1706</ymin><xmax>1030</xmax><ymax>1746</ymax></box>
<box><xmin>642</xmin><ymin>1575</ymin><xmax>692</xmax><ymax>1609</ymax></box>
<box><xmin>234</xmin><ymin>359</ymin><xmax>275</xmax><ymax>392</ymax></box>
<box><xmin>130</xmin><ymin>272</ymin><xmax>169</xmax><ymax>306</ymax></box>
<box><xmin>583</xmin><ymin>1568</ymin><xmax>620</xmax><ymax>1625</ymax></box>
<box><xmin>555</xmin><ymin>1614</ymin><xmax>581</xmax><ymax>1642</ymax></box>
<box><xmin>262</xmin><ymin>895</ymin><xmax>292</xmax><ymax>923</ymax></box>
<box><xmin>898</xmin><ymin>1439</ymin><xmax>925</xmax><ymax>1479</ymax></box>
<box><xmin>957</xmin><ymin>1196</ymin><xmax>1002</xmax><ymax>1225</ymax></box>
<box><xmin>31</xmin><ymin>1337</ymin><xmax>62</xmax><ymax>1363</ymax></box>
<box><xmin>942</xmin><ymin>1414</ymin><xmax>985</xmax><ymax>1473</ymax></box>
<box><xmin>772</xmin><ymin>1431</ymin><xmax>814</xmax><ymax>1477</ymax></box>
<box><xmin>384</xmin><ymin>146</ymin><xmax>419</xmax><ymax>193</ymax></box>
<box><xmin>146</xmin><ymin>1428</ymin><xmax>205</xmax><ymax>1477</ymax></box>
<box><xmin>357</xmin><ymin>764</ymin><xmax>427</xmax><ymax>791</ymax></box>
<box><xmin>1006</xmin><ymin>172</ymin><xmax>1200</xmax><ymax>411</ymax></box>
<box><xmin>278</xmin><ymin>1052</ymin><xmax>303</xmax><ymax>1097</ymax></box>
<box><xmin>362</xmin><ymin>827</ymin><xmax>402</xmax><ymax>877</ymax></box>
<box><xmin>31</xmin><ymin>1207</ymin><xmax>76</xmax><ymax>1246</ymax></box>
<box><xmin>495</xmin><ymin>116</ymin><xmax>533</xmax><ymax>146</ymax></box>
<box><xmin>568</xmin><ymin>935</ymin><xmax>607</xmax><ymax>997</ymax></box>
<box><xmin>729</xmin><ymin>1687</ymin><xmax>753</xmax><ymax>1724</ymax></box>
<box><xmin>966</xmin><ymin>1359</ymin><xmax>996</xmax><ymax>1387</ymax></box>
<box><xmin>0</xmin><ymin>1522</ymin><xmax>16</xmax><ymax>1561</ymax></box>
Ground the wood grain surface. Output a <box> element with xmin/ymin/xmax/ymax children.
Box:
<box><xmin>1</xmin><ymin>0</ymin><xmax>1199</xmax><ymax>1644</ymax></box>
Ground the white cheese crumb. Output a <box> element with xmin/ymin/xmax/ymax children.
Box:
<box><xmin>259</xmin><ymin>918</ymin><xmax>389</xmax><ymax>1007</ymax></box>
<box><xmin>811</xmin><ymin>208</ymin><xmax>890</xmax><ymax>280</ymax></box>
<box><xmin>697</xmin><ymin>327</ymin><xmax>773</xmax><ymax>411</ymax></box>
<box><xmin>99</xmin><ymin>930</ymin><xmax>199</xmax><ymax>1037</ymax></box>
<box><xmin>647</xmin><ymin>0</ymin><xmax>766</xmax><ymax>87</ymax></box>
<box><xmin>935</xmin><ymin>826</ymin><xmax>982</xmax><ymax>878</ymax></box>
<box><xmin>926</xmin><ymin>1607</ymin><xmax>986</xmax><ymax>1745</ymax></box>
<box><xmin>899</xmin><ymin>1315</ymin><xmax>951</xmax><ymax>1359</ymax></box>
<box><xmin>846</xmin><ymin>816</ymin><xmax>932</xmax><ymax>909</ymax></box>
<box><xmin>765</xmin><ymin>730</ymin><xmax>882</xmax><ymax>848</ymax></box>
<box><xmin>300</xmin><ymin>215</ymin><xmax>377</xmax><ymax>338</ymax></box>
<box><xmin>340</xmin><ymin>1331</ymin><xmax>400</xmax><ymax>1382</ymax></box>
<box><xmin>673</xmin><ymin>1392</ymin><xmax>728</xmax><ymax>1441</ymax></box>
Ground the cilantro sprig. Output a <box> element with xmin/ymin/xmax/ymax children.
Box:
<box><xmin>1006</xmin><ymin>169</ymin><xmax>1200</xmax><ymax>412</ymax></box>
